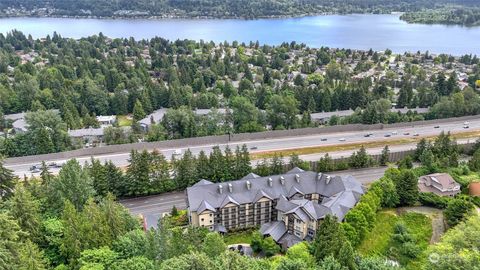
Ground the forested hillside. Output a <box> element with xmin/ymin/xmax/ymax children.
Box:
<box><xmin>1</xmin><ymin>31</ymin><xmax>480</xmax><ymax>157</ymax></box>
<box><xmin>0</xmin><ymin>0</ymin><xmax>478</xmax><ymax>18</ymax></box>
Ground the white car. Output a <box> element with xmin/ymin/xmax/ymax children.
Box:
<box><xmin>173</xmin><ymin>149</ymin><xmax>182</xmax><ymax>155</ymax></box>
<box><xmin>339</xmin><ymin>138</ymin><xmax>346</xmax><ymax>142</ymax></box>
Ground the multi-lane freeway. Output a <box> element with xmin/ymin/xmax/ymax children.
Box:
<box><xmin>5</xmin><ymin>117</ymin><xmax>478</xmax><ymax>177</ymax></box>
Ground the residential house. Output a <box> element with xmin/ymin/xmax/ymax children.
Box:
<box><xmin>96</xmin><ymin>115</ymin><xmax>116</xmax><ymax>127</ymax></box>
<box><xmin>68</xmin><ymin>127</ymin><xmax>104</xmax><ymax>146</ymax></box>
<box><xmin>418</xmin><ymin>173</ymin><xmax>461</xmax><ymax>197</ymax></box>
<box><xmin>139</xmin><ymin>108</ymin><xmax>168</xmax><ymax>131</ymax></box>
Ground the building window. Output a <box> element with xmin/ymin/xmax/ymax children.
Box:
<box><xmin>201</xmin><ymin>218</ymin><xmax>204</xmax><ymax>222</ymax></box>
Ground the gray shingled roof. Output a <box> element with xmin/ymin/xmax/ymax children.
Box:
<box><xmin>260</xmin><ymin>221</ymin><xmax>287</xmax><ymax>242</ymax></box>
<box><xmin>186</xmin><ymin>168</ymin><xmax>364</xmax><ymax>220</ymax></box>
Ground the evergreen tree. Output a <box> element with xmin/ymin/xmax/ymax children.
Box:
<box><xmin>312</xmin><ymin>215</ymin><xmax>344</xmax><ymax>264</ymax></box>
<box><xmin>379</xmin><ymin>145</ymin><xmax>390</xmax><ymax>166</ymax></box>
<box><xmin>209</xmin><ymin>146</ymin><xmax>225</xmax><ymax>181</ymax></box>
<box><xmin>174</xmin><ymin>149</ymin><xmax>198</xmax><ymax>189</ymax></box>
<box><xmin>89</xmin><ymin>158</ymin><xmax>108</xmax><ymax>197</ymax></box>
<box><xmin>49</xmin><ymin>159</ymin><xmax>95</xmax><ymax>212</ymax></box>
<box><xmin>6</xmin><ymin>184</ymin><xmax>42</xmax><ymax>242</ymax></box>
<box><xmin>234</xmin><ymin>145</ymin><xmax>251</xmax><ymax>178</ymax></box>
<box><xmin>0</xmin><ymin>157</ymin><xmax>16</xmax><ymax>198</ymax></box>
<box><xmin>201</xmin><ymin>232</ymin><xmax>226</xmax><ymax>258</ymax></box>
<box><xmin>196</xmin><ymin>150</ymin><xmax>212</xmax><ymax>180</ymax></box>
<box><xmin>126</xmin><ymin>150</ymin><xmax>151</xmax><ymax>196</ymax></box>
<box><xmin>17</xmin><ymin>240</ymin><xmax>48</xmax><ymax>270</ymax></box>
<box><xmin>104</xmin><ymin>161</ymin><xmax>125</xmax><ymax>197</ymax></box>
<box><xmin>150</xmin><ymin>150</ymin><xmax>173</xmax><ymax>193</ymax></box>
<box><xmin>223</xmin><ymin>146</ymin><xmax>235</xmax><ymax>181</ymax></box>
<box><xmin>0</xmin><ymin>212</ymin><xmax>24</xmax><ymax>270</ymax></box>
<box><xmin>132</xmin><ymin>99</ymin><xmax>146</xmax><ymax>122</ymax></box>
<box><xmin>395</xmin><ymin>170</ymin><xmax>419</xmax><ymax>206</ymax></box>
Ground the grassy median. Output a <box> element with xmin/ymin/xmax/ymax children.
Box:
<box><xmin>250</xmin><ymin>130</ymin><xmax>480</xmax><ymax>160</ymax></box>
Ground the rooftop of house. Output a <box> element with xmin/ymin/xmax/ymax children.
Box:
<box><xmin>68</xmin><ymin>127</ymin><xmax>104</xmax><ymax>137</ymax></box>
<box><xmin>418</xmin><ymin>173</ymin><xmax>461</xmax><ymax>196</ymax></box>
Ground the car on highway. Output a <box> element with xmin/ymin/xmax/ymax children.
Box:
<box><xmin>464</xmin><ymin>125</ymin><xmax>469</xmax><ymax>129</ymax></box>
<box><xmin>339</xmin><ymin>138</ymin><xmax>346</xmax><ymax>142</ymax></box>
<box><xmin>464</xmin><ymin>121</ymin><xmax>470</xmax><ymax>125</ymax></box>
<box><xmin>391</xmin><ymin>131</ymin><xmax>398</xmax><ymax>135</ymax></box>
<box><xmin>172</xmin><ymin>149</ymin><xmax>182</xmax><ymax>155</ymax></box>
<box><xmin>403</xmin><ymin>132</ymin><xmax>410</xmax><ymax>135</ymax></box>
<box><xmin>434</xmin><ymin>125</ymin><xmax>440</xmax><ymax>128</ymax></box>
<box><xmin>384</xmin><ymin>134</ymin><xmax>391</xmax><ymax>137</ymax></box>
<box><xmin>320</xmin><ymin>138</ymin><xmax>328</xmax><ymax>141</ymax></box>
<box><xmin>250</xmin><ymin>146</ymin><xmax>258</xmax><ymax>150</ymax></box>
<box><xmin>29</xmin><ymin>164</ymin><xmax>42</xmax><ymax>171</ymax></box>
<box><xmin>31</xmin><ymin>168</ymin><xmax>41</xmax><ymax>173</ymax></box>
<box><xmin>364</xmin><ymin>133</ymin><xmax>373</xmax><ymax>137</ymax></box>
<box><xmin>413</xmin><ymin>132</ymin><xmax>419</xmax><ymax>136</ymax></box>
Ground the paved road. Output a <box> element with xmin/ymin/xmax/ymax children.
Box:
<box><xmin>119</xmin><ymin>166</ymin><xmax>390</xmax><ymax>218</ymax></box>
<box><xmin>6</xmin><ymin>117</ymin><xmax>478</xmax><ymax>177</ymax></box>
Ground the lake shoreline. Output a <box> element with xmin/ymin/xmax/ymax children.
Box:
<box><xmin>0</xmin><ymin>14</ymin><xmax>478</xmax><ymax>55</ymax></box>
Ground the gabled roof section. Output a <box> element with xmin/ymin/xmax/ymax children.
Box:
<box><xmin>241</xmin><ymin>172</ymin><xmax>261</xmax><ymax>180</ymax></box>
<box><xmin>253</xmin><ymin>189</ymin><xmax>273</xmax><ymax>202</ymax></box>
<box><xmin>196</xmin><ymin>200</ymin><xmax>216</xmax><ymax>213</ymax></box>
<box><xmin>220</xmin><ymin>195</ymin><xmax>240</xmax><ymax>208</ymax></box>
<box><xmin>193</xmin><ymin>179</ymin><xmax>214</xmax><ymax>187</ymax></box>
<box><xmin>285</xmin><ymin>167</ymin><xmax>305</xmax><ymax>174</ymax></box>
<box><xmin>288</xmin><ymin>186</ymin><xmax>304</xmax><ymax>197</ymax></box>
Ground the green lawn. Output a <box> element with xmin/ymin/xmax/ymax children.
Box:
<box><xmin>358</xmin><ymin>210</ymin><xmax>432</xmax><ymax>270</ymax></box>
<box><xmin>358</xmin><ymin>210</ymin><xmax>398</xmax><ymax>256</ymax></box>
<box><xmin>117</xmin><ymin>115</ymin><xmax>133</xmax><ymax>127</ymax></box>
<box><xmin>223</xmin><ymin>229</ymin><xmax>255</xmax><ymax>245</ymax></box>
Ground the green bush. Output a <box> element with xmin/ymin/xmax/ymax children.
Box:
<box><xmin>418</xmin><ymin>192</ymin><xmax>450</xmax><ymax>209</ymax></box>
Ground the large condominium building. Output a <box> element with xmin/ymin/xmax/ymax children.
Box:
<box><xmin>186</xmin><ymin>167</ymin><xmax>364</xmax><ymax>249</ymax></box>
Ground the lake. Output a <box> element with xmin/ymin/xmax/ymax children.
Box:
<box><xmin>0</xmin><ymin>14</ymin><xmax>479</xmax><ymax>55</ymax></box>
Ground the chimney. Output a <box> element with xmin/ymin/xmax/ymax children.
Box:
<box><xmin>218</xmin><ymin>184</ymin><xmax>223</xmax><ymax>194</ymax></box>
<box><xmin>246</xmin><ymin>180</ymin><xmax>251</xmax><ymax>190</ymax></box>
<box><xmin>317</xmin><ymin>173</ymin><xmax>322</xmax><ymax>181</ymax></box>
<box><xmin>228</xmin><ymin>183</ymin><xmax>233</xmax><ymax>193</ymax></box>
<box><xmin>295</xmin><ymin>174</ymin><xmax>300</xmax><ymax>183</ymax></box>
<box><xmin>325</xmin><ymin>175</ymin><xmax>331</xmax><ymax>185</ymax></box>
<box><xmin>268</xmin><ymin>177</ymin><xmax>273</xmax><ymax>187</ymax></box>
<box><xmin>280</xmin><ymin>176</ymin><xmax>285</xmax><ymax>185</ymax></box>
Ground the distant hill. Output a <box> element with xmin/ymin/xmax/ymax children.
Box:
<box><xmin>0</xmin><ymin>0</ymin><xmax>478</xmax><ymax>19</ymax></box>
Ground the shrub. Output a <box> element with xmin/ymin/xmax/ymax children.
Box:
<box><xmin>418</xmin><ymin>192</ymin><xmax>450</xmax><ymax>209</ymax></box>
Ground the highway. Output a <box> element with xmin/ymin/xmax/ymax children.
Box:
<box><xmin>5</xmin><ymin>117</ymin><xmax>477</xmax><ymax>177</ymax></box>
<box><xmin>119</xmin><ymin>166</ymin><xmax>390</xmax><ymax>223</ymax></box>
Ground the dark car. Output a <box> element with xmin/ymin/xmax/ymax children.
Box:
<box><xmin>320</xmin><ymin>138</ymin><xmax>327</xmax><ymax>141</ymax></box>
<box><xmin>384</xmin><ymin>134</ymin><xmax>391</xmax><ymax>137</ymax></box>
<box><xmin>434</xmin><ymin>125</ymin><xmax>440</xmax><ymax>128</ymax></box>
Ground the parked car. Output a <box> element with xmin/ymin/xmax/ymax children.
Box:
<box><xmin>250</xmin><ymin>146</ymin><xmax>258</xmax><ymax>150</ymax></box>
<box><xmin>464</xmin><ymin>125</ymin><xmax>469</xmax><ymax>129</ymax></box>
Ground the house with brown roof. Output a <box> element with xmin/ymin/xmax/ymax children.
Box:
<box><xmin>418</xmin><ymin>173</ymin><xmax>461</xmax><ymax>197</ymax></box>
